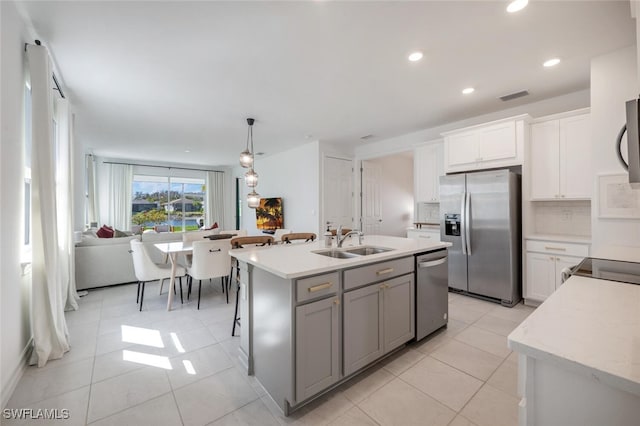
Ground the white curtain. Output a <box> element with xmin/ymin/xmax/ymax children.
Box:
<box><xmin>55</xmin><ymin>99</ymin><xmax>79</xmax><ymax>312</ymax></box>
<box><xmin>97</xmin><ymin>162</ymin><xmax>133</xmax><ymax>230</ymax></box>
<box><xmin>205</xmin><ymin>171</ymin><xmax>226</xmax><ymax>228</ymax></box>
<box><xmin>27</xmin><ymin>44</ymin><xmax>70</xmax><ymax>366</ymax></box>
<box><xmin>86</xmin><ymin>154</ymin><xmax>99</xmax><ymax>226</ymax></box>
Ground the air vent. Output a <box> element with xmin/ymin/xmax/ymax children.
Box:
<box><xmin>499</xmin><ymin>90</ymin><xmax>529</xmax><ymax>102</ymax></box>
<box><xmin>360</xmin><ymin>134</ymin><xmax>374</xmax><ymax>141</ymax></box>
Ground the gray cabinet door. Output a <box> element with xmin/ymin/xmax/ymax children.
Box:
<box><xmin>383</xmin><ymin>274</ymin><xmax>415</xmax><ymax>354</ymax></box>
<box><xmin>343</xmin><ymin>283</ymin><xmax>384</xmax><ymax>376</ymax></box>
<box><xmin>295</xmin><ymin>296</ymin><xmax>340</xmax><ymax>403</ymax></box>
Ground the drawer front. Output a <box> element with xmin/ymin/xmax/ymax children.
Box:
<box><xmin>344</xmin><ymin>257</ymin><xmax>414</xmax><ymax>291</ymax></box>
<box><xmin>525</xmin><ymin>240</ymin><xmax>589</xmax><ymax>257</ymax></box>
<box><xmin>296</xmin><ymin>272</ymin><xmax>339</xmax><ymax>303</ymax></box>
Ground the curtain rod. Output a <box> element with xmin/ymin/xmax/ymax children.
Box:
<box><xmin>24</xmin><ymin>40</ymin><xmax>65</xmax><ymax>99</ymax></box>
<box><xmin>102</xmin><ymin>160</ymin><xmax>224</xmax><ymax>174</ymax></box>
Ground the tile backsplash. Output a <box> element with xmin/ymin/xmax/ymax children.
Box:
<box><xmin>416</xmin><ymin>202</ymin><xmax>440</xmax><ymax>223</ymax></box>
<box><xmin>532</xmin><ymin>201</ymin><xmax>591</xmax><ymax>237</ymax></box>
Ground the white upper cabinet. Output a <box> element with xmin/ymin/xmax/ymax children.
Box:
<box><xmin>530</xmin><ymin>110</ymin><xmax>591</xmax><ymax>200</ymax></box>
<box><xmin>443</xmin><ymin>115</ymin><xmax>528</xmax><ymax>173</ymax></box>
<box><xmin>414</xmin><ymin>142</ymin><xmax>443</xmax><ymax>202</ymax></box>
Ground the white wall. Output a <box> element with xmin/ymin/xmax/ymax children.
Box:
<box><xmin>0</xmin><ymin>0</ymin><xmax>33</xmax><ymax>408</ymax></box>
<box><xmin>238</xmin><ymin>141</ymin><xmax>321</xmax><ymax>235</ymax></box>
<box><xmin>590</xmin><ymin>46</ymin><xmax>640</xmax><ymax>251</ymax></box>
<box><xmin>367</xmin><ymin>154</ymin><xmax>414</xmax><ymax>237</ymax></box>
<box><xmin>355</xmin><ymin>89</ymin><xmax>590</xmax><ymax>160</ymax></box>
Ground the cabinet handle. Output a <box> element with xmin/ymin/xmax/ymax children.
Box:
<box><xmin>545</xmin><ymin>246</ymin><xmax>566</xmax><ymax>251</ymax></box>
<box><xmin>549</xmin><ymin>256</ymin><xmax>554</xmax><ymax>260</ymax></box>
<box><xmin>376</xmin><ymin>268</ymin><xmax>394</xmax><ymax>276</ymax></box>
<box><xmin>333</xmin><ymin>299</ymin><xmax>340</xmax><ymax>305</ymax></box>
<box><xmin>308</xmin><ymin>282</ymin><xmax>332</xmax><ymax>293</ymax></box>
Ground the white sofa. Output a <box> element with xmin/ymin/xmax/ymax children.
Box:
<box><xmin>75</xmin><ymin>231</ymin><xmax>183</xmax><ymax>290</ymax></box>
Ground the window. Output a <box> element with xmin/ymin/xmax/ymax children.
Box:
<box><xmin>132</xmin><ymin>175</ymin><xmax>205</xmax><ymax>232</ymax></box>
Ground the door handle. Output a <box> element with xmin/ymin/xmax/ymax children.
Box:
<box><xmin>460</xmin><ymin>192</ymin><xmax>467</xmax><ymax>255</ymax></box>
<box><xmin>465</xmin><ymin>192</ymin><xmax>472</xmax><ymax>256</ymax></box>
<box><xmin>418</xmin><ymin>258</ymin><xmax>447</xmax><ymax>268</ymax></box>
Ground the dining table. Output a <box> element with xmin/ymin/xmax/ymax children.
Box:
<box><xmin>153</xmin><ymin>241</ymin><xmax>193</xmax><ymax>311</ymax></box>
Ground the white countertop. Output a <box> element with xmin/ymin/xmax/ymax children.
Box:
<box><xmin>508</xmin><ymin>275</ymin><xmax>640</xmax><ymax>397</ymax></box>
<box><xmin>525</xmin><ymin>234</ymin><xmax>592</xmax><ymax>244</ymax></box>
<box><xmin>230</xmin><ymin>235</ymin><xmax>450</xmax><ymax>279</ymax></box>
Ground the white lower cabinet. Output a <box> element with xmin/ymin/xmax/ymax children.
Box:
<box><xmin>295</xmin><ymin>296</ymin><xmax>340</xmax><ymax>402</ymax></box>
<box><xmin>525</xmin><ymin>239</ymin><xmax>589</xmax><ymax>303</ymax></box>
<box><xmin>343</xmin><ymin>274</ymin><xmax>415</xmax><ymax>376</ymax></box>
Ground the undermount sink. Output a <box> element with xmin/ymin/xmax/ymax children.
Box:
<box><xmin>344</xmin><ymin>246</ymin><xmax>394</xmax><ymax>256</ymax></box>
<box><xmin>312</xmin><ymin>246</ymin><xmax>394</xmax><ymax>259</ymax></box>
<box><xmin>312</xmin><ymin>249</ymin><xmax>360</xmax><ymax>259</ymax></box>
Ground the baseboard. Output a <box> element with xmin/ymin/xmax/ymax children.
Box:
<box><xmin>1</xmin><ymin>337</ymin><xmax>33</xmax><ymax>409</ymax></box>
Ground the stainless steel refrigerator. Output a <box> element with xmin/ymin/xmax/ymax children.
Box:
<box><xmin>439</xmin><ymin>169</ymin><xmax>521</xmax><ymax>306</ymax></box>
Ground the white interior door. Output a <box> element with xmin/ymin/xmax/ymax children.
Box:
<box><xmin>361</xmin><ymin>160</ymin><xmax>382</xmax><ymax>235</ymax></box>
<box><xmin>323</xmin><ymin>157</ymin><xmax>354</xmax><ymax>230</ymax></box>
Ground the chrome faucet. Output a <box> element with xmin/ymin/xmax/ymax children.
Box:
<box><xmin>337</xmin><ymin>229</ymin><xmax>363</xmax><ymax>248</ymax></box>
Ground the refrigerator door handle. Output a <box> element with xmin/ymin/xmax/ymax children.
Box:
<box><xmin>465</xmin><ymin>192</ymin><xmax>472</xmax><ymax>255</ymax></box>
<box><xmin>460</xmin><ymin>192</ymin><xmax>467</xmax><ymax>255</ymax></box>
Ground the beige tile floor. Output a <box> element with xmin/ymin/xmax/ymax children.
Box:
<box><xmin>5</xmin><ymin>282</ymin><xmax>534</xmax><ymax>426</ymax></box>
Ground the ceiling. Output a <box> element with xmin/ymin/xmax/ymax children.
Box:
<box><xmin>20</xmin><ymin>1</ymin><xmax>636</xmax><ymax>167</ymax></box>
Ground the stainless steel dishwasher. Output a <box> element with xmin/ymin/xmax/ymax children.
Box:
<box><xmin>415</xmin><ymin>249</ymin><xmax>449</xmax><ymax>341</ymax></box>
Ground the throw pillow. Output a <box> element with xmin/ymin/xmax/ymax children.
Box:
<box><xmin>114</xmin><ymin>228</ymin><xmax>132</xmax><ymax>238</ymax></box>
<box><xmin>96</xmin><ymin>225</ymin><xmax>115</xmax><ymax>238</ymax></box>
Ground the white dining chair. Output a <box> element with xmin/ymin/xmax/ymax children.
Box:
<box><xmin>186</xmin><ymin>239</ymin><xmax>231</xmax><ymax>309</ymax></box>
<box><xmin>181</xmin><ymin>230</ymin><xmax>215</xmax><ymax>268</ymax></box>
<box><xmin>130</xmin><ymin>240</ymin><xmax>186</xmax><ymax>311</ymax></box>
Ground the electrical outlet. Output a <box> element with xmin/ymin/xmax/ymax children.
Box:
<box><xmin>561</xmin><ymin>210</ymin><xmax>573</xmax><ymax>221</ymax></box>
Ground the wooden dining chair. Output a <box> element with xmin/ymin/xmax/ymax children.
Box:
<box><xmin>273</xmin><ymin>228</ymin><xmax>292</xmax><ymax>243</ymax></box>
<box><xmin>229</xmin><ymin>235</ymin><xmax>274</xmax><ymax>336</ymax></box>
<box><xmin>282</xmin><ymin>232</ymin><xmax>316</xmax><ymax>244</ymax></box>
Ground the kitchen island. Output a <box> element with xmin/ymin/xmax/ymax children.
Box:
<box><xmin>230</xmin><ymin>235</ymin><xmax>450</xmax><ymax>415</ymax></box>
<box><xmin>508</xmin><ymin>275</ymin><xmax>640</xmax><ymax>426</ymax></box>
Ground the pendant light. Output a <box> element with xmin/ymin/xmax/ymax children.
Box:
<box><xmin>245</xmin><ymin>168</ymin><xmax>258</xmax><ymax>187</ymax></box>
<box><xmin>240</xmin><ymin>117</ymin><xmax>261</xmax><ymax>208</ymax></box>
<box><xmin>247</xmin><ymin>189</ymin><xmax>261</xmax><ymax>208</ymax></box>
<box><xmin>239</xmin><ymin>118</ymin><xmax>255</xmax><ymax>168</ymax></box>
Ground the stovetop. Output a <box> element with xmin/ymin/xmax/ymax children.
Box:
<box><xmin>571</xmin><ymin>257</ymin><xmax>640</xmax><ymax>285</ymax></box>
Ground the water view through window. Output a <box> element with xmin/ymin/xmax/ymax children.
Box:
<box><xmin>132</xmin><ymin>175</ymin><xmax>205</xmax><ymax>232</ymax></box>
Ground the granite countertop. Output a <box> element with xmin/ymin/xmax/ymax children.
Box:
<box><xmin>230</xmin><ymin>235</ymin><xmax>450</xmax><ymax>279</ymax></box>
<box><xmin>508</xmin><ymin>275</ymin><xmax>640</xmax><ymax>397</ymax></box>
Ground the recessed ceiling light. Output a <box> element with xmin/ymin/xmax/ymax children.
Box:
<box><xmin>506</xmin><ymin>0</ymin><xmax>528</xmax><ymax>13</ymax></box>
<box><xmin>184</xmin><ymin>149</ymin><xmax>191</xmax><ymax>153</ymax></box>
<box><xmin>543</xmin><ymin>58</ymin><xmax>561</xmax><ymax>67</ymax></box>
<box><xmin>462</xmin><ymin>87</ymin><xmax>475</xmax><ymax>95</ymax></box>
<box><xmin>408</xmin><ymin>51</ymin><xmax>423</xmax><ymax>62</ymax></box>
